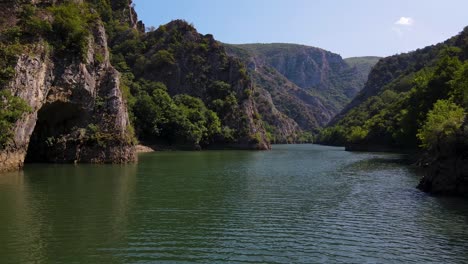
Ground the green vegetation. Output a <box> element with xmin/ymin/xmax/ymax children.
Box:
<box><xmin>132</xmin><ymin>82</ymin><xmax>222</xmax><ymax>147</ymax></box>
<box><xmin>0</xmin><ymin>1</ymin><xmax>102</xmax><ymax>87</ymax></box>
<box><xmin>320</xmin><ymin>27</ymin><xmax>468</xmax><ymax>152</ymax></box>
<box><xmin>417</xmin><ymin>100</ymin><xmax>465</xmax><ymax>149</ymax></box>
<box><xmin>15</xmin><ymin>2</ymin><xmax>99</xmax><ymax>60</ymax></box>
<box><xmin>347</xmin><ymin>126</ymin><xmax>368</xmax><ymax>143</ymax></box>
<box><xmin>0</xmin><ymin>90</ymin><xmax>31</xmax><ymax>148</ymax></box>
<box><xmin>0</xmin><ymin>43</ymin><xmax>22</xmax><ymax>87</ymax></box>
<box><xmin>93</xmin><ymin>14</ymin><xmax>260</xmax><ymax>148</ymax></box>
<box><xmin>48</xmin><ymin>2</ymin><xmax>98</xmax><ymax>59</ymax></box>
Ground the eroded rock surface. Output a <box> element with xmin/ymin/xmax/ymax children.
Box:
<box><xmin>0</xmin><ymin>3</ymin><xmax>136</xmax><ymax>172</ymax></box>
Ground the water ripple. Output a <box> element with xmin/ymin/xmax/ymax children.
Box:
<box><xmin>1</xmin><ymin>145</ymin><xmax>468</xmax><ymax>263</ymax></box>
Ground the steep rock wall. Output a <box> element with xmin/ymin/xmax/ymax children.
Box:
<box><xmin>0</xmin><ymin>9</ymin><xmax>136</xmax><ymax>172</ymax></box>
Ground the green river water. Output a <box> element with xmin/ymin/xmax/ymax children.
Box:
<box><xmin>1</xmin><ymin>144</ymin><xmax>468</xmax><ymax>263</ymax></box>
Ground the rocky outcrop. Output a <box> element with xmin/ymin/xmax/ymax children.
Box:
<box><xmin>111</xmin><ymin>0</ymin><xmax>145</xmax><ymax>32</ymax></box>
<box><xmin>0</xmin><ymin>13</ymin><xmax>136</xmax><ymax>172</ymax></box>
<box><xmin>254</xmin><ymin>87</ymin><xmax>301</xmax><ymax>143</ymax></box>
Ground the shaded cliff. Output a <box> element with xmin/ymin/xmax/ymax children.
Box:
<box><xmin>0</xmin><ymin>0</ymin><xmax>136</xmax><ymax>172</ymax></box>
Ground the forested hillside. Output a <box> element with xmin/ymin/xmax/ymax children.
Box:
<box><xmin>93</xmin><ymin>3</ymin><xmax>270</xmax><ymax>150</ymax></box>
<box><xmin>320</xmin><ymin>27</ymin><xmax>468</xmax><ymax>148</ymax></box>
<box><xmin>319</xmin><ymin>27</ymin><xmax>468</xmax><ymax>194</ymax></box>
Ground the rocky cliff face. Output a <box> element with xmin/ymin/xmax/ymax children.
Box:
<box><xmin>228</xmin><ymin>44</ymin><xmax>366</xmax><ymax>112</ymax></box>
<box><xmin>0</xmin><ymin>1</ymin><xmax>136</xmax><ymax>172</ymax></box>
<box><xmin>225</xmin><ymin>44</ymin><xmax>371</xmax><ymax>142</ymax></box>
<box><xmin>253</xmin><ymin>87</ymin><xmax>302</xmax><ymax>143</ymax></box>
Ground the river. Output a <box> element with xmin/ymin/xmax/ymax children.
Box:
<box><xmin>1</xmin><ymin>144</ymin><xmax>468</xmax><ymax>263</ymax></box>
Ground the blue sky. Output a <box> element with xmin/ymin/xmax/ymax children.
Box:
<box><xmin>133</xmin><ymin>0</ymin><xmax>467</xmax><ymax>58</ymax></box>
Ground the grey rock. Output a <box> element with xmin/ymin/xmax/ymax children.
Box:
<box><xmin>0</xmin><ymin>21</ymin><xmax>136</xmax><ymax>172</ymax></box>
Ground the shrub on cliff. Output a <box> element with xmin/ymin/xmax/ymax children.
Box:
<box><xmin>48</xmin><ymin>2</ymin><xmax>98</xmax><ymax>60</ymax></box>
<box><xmin>0</xmin><ymin>43</ymin><xmax>22</xmax><ymax>87</ymax></box>
<box><xmin>0</xmin><ymin>90</ymin><xmax>31</xmax><ymax>148</ymax></box>
<box><xmin>15</xmin><ymin>2</ymin><xmax>99</xmax><ymax>60</ymax></box>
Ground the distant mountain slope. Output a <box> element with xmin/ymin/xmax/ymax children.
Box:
<box><xmin>230</xmin><ymin>44</ymin><xmax>365</xmax><ymax>109</ymax></box>
<box><xmin>344</xmin><ymin>56</ymin><xmax>382</xmax><ymax>86</ymax></box>
<box><xmin>225</xmin><ymin>43</ymin><xmax>376</xmax><ymax>142</ymax></box>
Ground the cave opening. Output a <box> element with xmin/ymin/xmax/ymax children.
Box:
<box><xmin>25</xmin><ymin>101</ymin><xmax>87</xmax><ymax>163</ymax></box>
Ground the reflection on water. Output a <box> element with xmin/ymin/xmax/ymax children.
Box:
<box><xmin>0</xmin><ymin>145</ymin><xmax>468</xmax><ymax>263</ymax></box>
<box><xmin>0</xmin><ymin>164</ymin><xmax>137</xmax><ymax>263</ymax></box>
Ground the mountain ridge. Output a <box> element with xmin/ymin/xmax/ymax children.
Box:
<box><xmin>225</xmin><ymin>43</ymin><xmax>378</xmax><ymax>142</ymax></box>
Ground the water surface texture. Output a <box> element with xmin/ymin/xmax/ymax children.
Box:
<box><xmin>1</xmin><ymin>144</ymin><xmax>468</xmax><ymax>263</ymax></box>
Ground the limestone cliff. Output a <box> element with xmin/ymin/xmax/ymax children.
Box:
<box><xmin>0</xmin><ymin>0</ymin><xmax>136</xmax><ymax>172</ymax></box>
<box><xmin>224</xmin><ymin>44</ymin><xmax>370</xmax><ymax>142</ymax></box>
<box><xmin>226</xmin><ymin>44</ymin><xmax>366</xmax><ymax>116</ymax></box>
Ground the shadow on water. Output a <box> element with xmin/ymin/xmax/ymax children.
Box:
<box><xmin>343</xmin><ymin>152</ymin><xmax>419</xmax><ymax>172</ymax></box>
<box><xmin>0</xmin><ymin>163</ymin><xmax>138</xmax><ymax>263</ymax></box>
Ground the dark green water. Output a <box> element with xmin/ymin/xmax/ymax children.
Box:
<box><xmin>1</xmin><ymin>144</ymin><xmax>468</xmax><ymax>263</ymax></box>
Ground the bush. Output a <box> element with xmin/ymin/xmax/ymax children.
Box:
<box><xmin>0</xmin><ymin>90</ymin><xmax>31</xmax><ymax>148</ymax></box>
<box><xmin>19</xmin><ymin>5</ymin><xmax>52</xmax><ymax>38</ymax></box>
<box><xmin>0</xmin><ymin>43</ymin><xmax>22</xmax><ymax>87</ymax></box>
<box><xmin>347</xmin><ymin>126</ymin><xmax>369</xmax><ymax>143</ymax></box>
<box><xmin>150</xmin><ymin>50</ymin><xmax>175</xmax><ymax>68</ymax></box>
<box><xmin>417</xmin><ymin>99</ymin><xmax>465</xmax><ymax>149</ymax></box>
<box><xmin>48</xmin><ymin>2</ymin><xmax>97</xmax><ymax>60</ymax></box>
<box><xmin>317</xmin><ymin>126</ymin><xmax>347</xmax><ymax>146</ymax></box>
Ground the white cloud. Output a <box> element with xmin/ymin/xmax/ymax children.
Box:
<box><xmin>392</xmin><ymin>17</ymin><xmax>414</xmax><ymax>37</ymax></box>
<box><xmin>395</xmin><ymin>17</ymin><xmax>414</xmax><ymax>26</ymax></box>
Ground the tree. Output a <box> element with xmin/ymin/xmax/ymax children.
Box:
<box><xmin>449</xmin><ymin>61</ymin><xmax>468</xmax><ymax>108</ymax></box>
<box><xmin>347</xmin><ymin>126</ymin><xmax>368</xmax><ymax>143</ymax></box>
<box><xmin>417</xmin><ymin>99</ymin><xmax>465</xmax><ymax>149</ymax></box>
<box><xmin>174</xmin><ymin>94</ymin><xmax>221</xmax><ymax>145</ymax></box>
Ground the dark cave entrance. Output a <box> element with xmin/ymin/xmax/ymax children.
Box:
<box><xmin>25</xmin><ymin>101</ymin><xmax>86</xmax><ymax>163</ymax></box>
